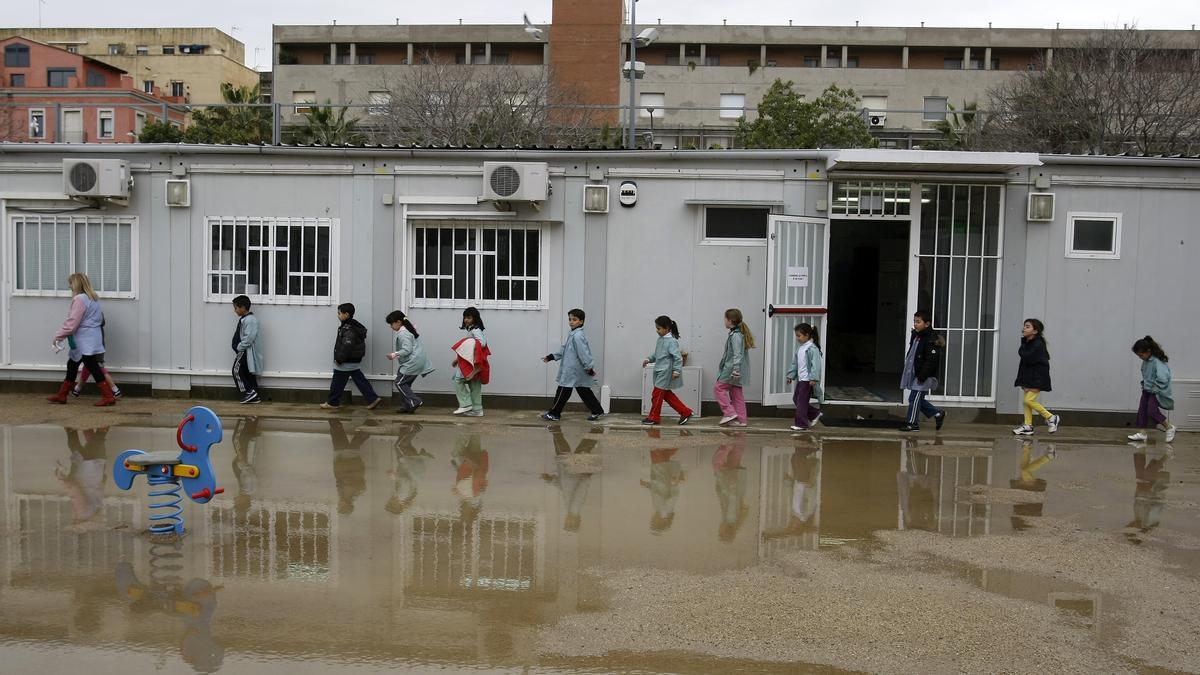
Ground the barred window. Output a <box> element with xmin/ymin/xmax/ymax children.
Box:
<box><xmin>411</xmin><ymin>221</ymin><xmax>543</xmax><ymax>309</ymax></box>
<box><xmin>12</xmin><ymin>215</ymin><xmax>136</xmax><ymax>297</ymax></box>
<box><xmin>205</xmin><ymin>216</ymin><xmax>335</xmax><ymax>304</ymax></box>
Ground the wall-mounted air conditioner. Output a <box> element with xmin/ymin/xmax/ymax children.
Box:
<box><xmin>868</xmin><ymin>113</ymin><xmax>887</xmax><ymax>127</ymax></box>
<box><xmin>482</xmin><ymin>162</ymin><xmax>549</xmax><ymax>202</ymax></box>
<box><xmin>63</xmin><ymin>159</ymin><xmax>131</xmax><ymax>199</ymax></box>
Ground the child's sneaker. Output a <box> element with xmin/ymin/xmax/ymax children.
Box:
<box><xmin>541</xmin><ymin>412</ymin><xmax>561</xmax><ymax>422</ymax></box>
<box><xmin>320</xmin><ymin>402</ymin><xmax>340</xmax><ymax>410</ymax></box>
<box><xmin>1012</xmin><ymin>425</ymin><xmax>1034</xmax><ymax>436</ymax></box>
<box><xmin>642</xmin><ymin>418</ymin><xmax>658</xmax><ymax>425</ymax></box>
<box><xmin>71</xmin><ymin>387</ymin><xmax>81</xmax><ymax>397</ymax></box>
<box><xmin>453</xmin><ymin>406</ymin><xmax>472</xmax><ymax>415</ymax></box>
<box><xmin>366</xmin><ymin>397</ymin><xmax>383</xmax><ymax>410</ymax></box>
<box><xmin>1047</xmin><ymin>415</ymin><xmax>1061</xmax><ymax>434</ymax></box>
<box><xmin>1127</xmin><ymin>431</ymin><xmax>1148</xmax><ymax>441</ymax></box>
<box><xmin>678</xmin><ymin>414</ymin><xmax>691</xmax><ymax>426</ymax></box>
<box><xmin>587</xmin><ymin>413</ymin><xmax>606</xmax><ymax>422</ymax></box>
<box><xmin>790</xmin><ymin>425</ymin><xmax>809</xmax><ymax>432</ymax></box>
<box><xmin>719</xmin><ymin>415</ymin><xmax>738</xmax><ymax>426</ymax></box>
<box><xmin>240</xmin><ymin>390</ymin><xmax>259</xmax><ymax>404</ymax></box>
<box><xmin>464</xmin><ymin>410</ymin><xmax>484</xmax><ymax>417</ymax></box>
<box><xmin>934</xmin><ymin>411</ymin><xmax>946</xmax><ymax>431</ymax></box>
<box><xmin>728</xmin><ymin>420</ymin><xmax>748</xmax><ymax>427</ymax></box>
<box><xmin>112</xmin><ymin>387</ymin><xmax>123</xmax><ymax>398</ymax></box>
<box><xmin>1165</xmin><ymin>424</ymin><xmax>1177</xmax><ymax>443</ymax></box>
<box><xmin>812</xmin><ymin>412</ymin><xmax>823</xmax><ymax>427</ymax></box>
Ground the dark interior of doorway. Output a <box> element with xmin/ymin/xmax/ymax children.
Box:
<box><xmin>825</xmin><ymin>220</ymin><xmax>909</xmax><ymax>403</ymax></box>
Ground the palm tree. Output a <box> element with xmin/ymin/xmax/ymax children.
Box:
<box><xmin>289</xmin><ymin>102</ymin><xmax>365</xmax><ymax>145</ymax></box>
<box><xmin>928</xmin><ymin>101</ymin><xmax>985</xmax><ymax>150</ymax></box>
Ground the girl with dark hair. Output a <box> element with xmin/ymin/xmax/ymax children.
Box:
<box><xmin>715</xmin><ymin>308</ymin><xmax>755</xmax><ymax>427</ymax></box>
<box><xmin>1012</xmin><ymin>318</ymin><xmax>1061</xmax><ymax>436</ymax></box>
<box><xmin>451</xmin><ymin>307</ymin><xmax>489</xmax><ymax>417</ymax></box>
<box><xmin>1129</xmin><ymin>336</ymin><xmax>1176</xmax><ymax>443</ymax></box>
<box><xmin>641</xmin><ymin>315</ymin><xmax>693</xmax><ymax>426</ymax></box>
<box><xmin>785</xmin><ymin>323</ymin><xmax>823</xmax><ymax>431</ymax></box>
<box><xmin>386</xmin><ymin>310</ymin><xmax>434</xmax><ymax>413</ymax></box>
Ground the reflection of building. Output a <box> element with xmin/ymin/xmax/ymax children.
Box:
<box><xmin>0</xmin><ymin>27</ymin><xmax>259</xmax><ymax>104</ymax></box>
<box><xmin>208</xmin><ymin>500</ymin><xmax>336</xmax><ymax>583</ymax></box>
<box><xmin>405</xmin><ymin>511</ymin><xmax>543</xmax><ymax>594</ymax></box>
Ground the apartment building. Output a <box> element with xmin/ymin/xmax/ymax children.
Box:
<box><xmin>0</xmin><ymin>27</ymin><xmax>260</xmax><ymax>104</ymax></box>
<box><xmin>274</xmin><ymin>4</ymin><xmax>1200</xmax><ymax>148</ymax></box>
<box><xmin>0</xmin><ymin>36</ymin><xmax>187</xmax><ymax>143</ymax></box>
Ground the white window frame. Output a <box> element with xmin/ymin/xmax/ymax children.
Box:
<box><xmin>97</xmin><ymin>109</ymin><xmax>115</xmax><ymax>139</ymax></box>
<box><xmin>367</xmin><ymin>90</ymin><xmax>390</xmax><ymax>115</ymax></box>
<box><xmin>923</xmin><ymin>96</ymin><xmax>948</xmax><ymax>122</ymax></box>
<box><xmin>10</xmin><ymin>214</ymin><xmax>139</xmax><ymax>299</ymax></box>
<box><xmin>170</xmin><ymin>81</ymin><xmax>185</xmax><ymax>98</ymax></box>
<box><xmin>718</xmin><ymin>93</ymin><xmax>745</xmax><ymax>119</ymax></box>
<box><xmin>135</xmin><ymin>45</ymin><xmax>149</xmax><ymax>55</ymax></box>
<box><xmin>292</xmin><ymin>90</ymin><xmax>316</xmax><ymax>114</ymax></box>
<box><xmin>699</xmin><ymin>205</ymin><xmax>772</xmax><ymax>247</ymax></box>
<box><xmin>28</xmin><ymin>108</ymin><xmax>46</xmax><ymax>139</ymax></box>
<box><xmin>409</xmin><ymin>221</ymin><xmax>548</xmax><ymax>310</ymax></box>
<box><xmin>1065</xmin><ymin>211</ymin><xmax>1121</xmax><ymax>260</ymax></box>
<box><xmin>134</xmin><ymin>111</ymin><xmax>146</xmax><ymax>135</ymax></box>
<box><xmin>639</xmin><ymin>92</ymin><xmax>665</xmax><ymax>118</ymax></box>
<box><xmin>204</xmin><ymin>216</ymin><xmax>339</xmax><ymax>306</ymax></box>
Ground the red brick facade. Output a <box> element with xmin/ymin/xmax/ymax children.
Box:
<box><xmin>549</xmin><ymin>0</ymin><xmax>622</xmax><ymax>125</ymax></box>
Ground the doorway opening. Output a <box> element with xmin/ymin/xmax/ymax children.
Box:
<box><xmin>825</xmin><ymin>220</ymin><xmax>910</xmax><ymax>402</ymax></box>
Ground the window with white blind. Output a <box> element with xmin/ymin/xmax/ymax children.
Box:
<box><xmin>12</xmin><ymin>215</ymin><xmax>137</xmax><ymax>297</ymax></box>
<box><xmin>205</xmin><ymin>216</ymin><xmax>336</xmax><ymax>304</ymax></box>
<box><xmin>410</xmin><ymin>221</ymin><xmax>544</xmax><ymax>309</ymax></box>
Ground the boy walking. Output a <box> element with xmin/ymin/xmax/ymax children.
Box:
<box><xmin>322</xmin><ymin>303</ymin><xmax>382</xmax><ymax>410</ymax></box>
<box><xmin>899</xmin><ymin>310</ymin><xmax>946</xmax><ymax>432</ymax></box>
<box><xmin>232</xmin><ymin>295</ymin><xmax>263</xmax><ymax>404</ymax></box>
<box><xmin>540</xmin><ymin>308</ymin><xmax>606</xmax><ymax>422</ymax></box>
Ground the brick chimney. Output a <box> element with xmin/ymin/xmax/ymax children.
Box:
<box><xmin>549</xmin><ymin>0</ymin><xmax>622</xmax><ymax>125</ymax></box>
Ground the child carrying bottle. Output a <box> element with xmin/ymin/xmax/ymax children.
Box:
<box><xmin>715</xmin><ymin>308</ymin><xmax>755</xmax><ymax>427</ymax></box>
<box><xmin>1128</xmin><ymin>336</ymin><xmax>1177</xmax><ymax>443</ymax></box>
<box><xmin>785</xmin><ymin>322</ymin><xmax>823</xmax><ymax>431</ymax></box>
<box><xmin>641</xmin><ymin>315</ymin><xmax>693</xmax><ymax>426</ymax></box>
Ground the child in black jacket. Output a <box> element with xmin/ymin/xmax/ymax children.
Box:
<box><xmin>322</xmin><ymin>303</ymin><xmax>382</xmax><ymax>410</ymax></box>
<box><xmin>900</xmin><ymin>310</ymin><xmax>946</xmax><ymax>432</ymax></box>
<box><xmin>1012</xmin><ymin>318</ymin><xmax>1060</xmax><ymax>436</ymax></box>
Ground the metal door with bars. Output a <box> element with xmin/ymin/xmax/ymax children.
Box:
<box><xmin>763</xmin><ymin>215</ymin><xmax>829</xmax><ymax>406</ymax></box>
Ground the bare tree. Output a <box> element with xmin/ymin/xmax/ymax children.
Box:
<box><xmin>986</xmin><ymin>27</ymin><xmax>1200</xmax><ymax>154</ymax></box>
<box><xmin>364</xmin><ymin>57</ymin><xmax>602</xmax><ymax>147</ymax></box>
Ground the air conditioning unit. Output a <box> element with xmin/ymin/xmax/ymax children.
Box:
<box><xmin>63</xmin><ymin>159</ymin><xmax>131</xmax><ymax>199</ymax></box>
<box><xmin>482</xmin><ymin>162</ymin><xmax>549</xmax><ymax>202</ymax></box>
<box><xmin>868</xmin><ymin>113</ymin><xmax>887</xmax><ymax>127</ymax></box>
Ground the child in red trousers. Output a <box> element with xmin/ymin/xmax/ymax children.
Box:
<box><xmin>642</xmin><ymin>315</ymin><xmax>693</xmax><ymax>426</ymax></box>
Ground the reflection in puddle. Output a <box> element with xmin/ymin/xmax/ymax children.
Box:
<box><xmin>0</xmin><ymin>419</ymin><xmax>1196</xmax><ymax>672</ymax></box>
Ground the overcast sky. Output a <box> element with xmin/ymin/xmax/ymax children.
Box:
<box><xmin>11</xmin><ymin>0</ymin><xmax>1199</xmax><ymax>70</ymax></box>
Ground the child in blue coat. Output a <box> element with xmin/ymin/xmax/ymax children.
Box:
<box><xmin>641</xmin><ymin>315</ymin><xmax>693</xmax><ymax>426</ymax></box>
<box><xmin>541</xmin><ymin>308</ymin><xmax>605</xmax><ymax>422</ymax></box>
<box><xmin>785</xmin><ymin>323</ymin><xmax>824</xmax><ymax>431</ymax></box>
<box><xmin>1128</xmin><ymin>336</ymin><xmax>1176</xmax><ymax>443</ymax></box>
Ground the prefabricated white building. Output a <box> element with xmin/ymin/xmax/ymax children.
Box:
<box><xmin>0</xmin><ymin>145</ymin><xmax>1195</xmax><ymax>422</ymax></box>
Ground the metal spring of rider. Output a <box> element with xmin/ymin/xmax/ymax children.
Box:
<box><xmin>147</xmin><ymin>472</ymin><xmax>184</xmax><ymax>536</ymax></box>
<box><xmin>148</xmin><ymin>541</ymin><xmax>184</xmax><ymax>587</ymax></box>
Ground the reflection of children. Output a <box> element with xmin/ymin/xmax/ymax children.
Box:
<box><xmin>541</xmin><ymin>308</ymin><xmax>605</xmax><ymax>422</ymax></box>
<box><xmin>544</xmin><ymin>428</ymin><xmax>599</xmax><ymax>531</ymax></box>
<box><xmin>329</xmin><ymin>420</ymin><xmax>369</xmax><ymax>514</ymax></box>
<box><xmin>1127</xmin><ymin>336</ymin><xmax>1176</xmax><ymax>443</ymax></box>
<box><xmin>896</xmin><ymin>449</ymin><xmax>936</xmax><ymax>532</ymax></box>
<box><xmin>713</xmin><ymin>435</ymin><xmax>749</xmax><ymax>542</ymax></box>
<box><xmin>452</xmin><ymin>433</ymin><xmax>490</xmax><ymax>524</ymax></box>
<box><xmin>761</xmin><ymin>446</ymin><xmax>822</xmax><ymax>543</ymax></box>
<box><xmin>639</xmin><ymin>429</ymin><xmax>685</xmax><ymax>534</ymax></box>
<box><xmin>1130</xmin><ymin>450</ymin><xmax>1170</xmax><ymax>532</ymax></box>
<box><xmin>641</xmin><ymin>315</ymin><xmax>693</xmax><ymax>426</ymax></box>
<box><xmin>785</xmin><ymin>322</ymin><xmax>824</xmax><ymax>432</ymax></box>
<box><xmin>58</xmin><ymin>427</ymin><xmax>109</xmax><ymax>532</ymax></box>
<box><xmin>1009</xmin><ymin>441</ymin><xmax>1055</xmax><ymax>530</ymax></box>
<box><xmin>231</xmin><ymin>416</ymin><xmax>262</xmax><ymax>516</ymax></box>
<box><xmin>386</xmin><ymin>423</ymin><xmax>432</xmax><ymax>515</ymax></box>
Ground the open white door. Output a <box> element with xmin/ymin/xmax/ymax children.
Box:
<box><xmin>763</xmin><ymin>215</ymin><xmax>829</xmax><ymax>406</ymax></box>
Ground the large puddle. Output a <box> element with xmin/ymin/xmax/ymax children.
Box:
<box><xmin>1</xmin><ymin>418</ymin><xmax>1196</xmax><ymax>672</ymax></box>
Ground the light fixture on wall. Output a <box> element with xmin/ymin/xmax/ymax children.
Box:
<box><xmin>583</xmin><ymin>185</ymin><xmax>610</xmax><ymax>213</ymax></box>
<box><xmin>1027</xmin><ymin>192</ymin><xmax>1054</xmax><ymax>222</ymax></box>
<box><xmin>166</xmin><ymin>179</ymin><xmax>191</xmax><ymax>207</ymax></box>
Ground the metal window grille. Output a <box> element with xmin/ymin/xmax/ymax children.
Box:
<box><xmin>208</xmin><ymin>501</ymin><xmax>335</xmax><ymax>583</ymax></box>
<box><xmin>411</xmin><ymin>221</ymin><xmax>544</xmax><ymax>310</ymax></box>
<box><xmin>831</xmin><ymin>181</ymin><xmax>912</xmax><ymax>217</ymax></box>
<box><xmin>205</xmin><ymin>216</ymin><xmax>335</xmax><ymax>305</ymax></box>
<box><xmin>12</xmin><ymin>215</ymin><xmax>136</xmax><ymax>297</ymax></box>
<box><xmin>901</xmin><ymin>448</ymin><xmax>992</xmax><ymax>537</ymax></box>
<box><xmin>917</xmin><ymin>184</ymin><xmax>1003</xmax><ymax>401</ymax></box>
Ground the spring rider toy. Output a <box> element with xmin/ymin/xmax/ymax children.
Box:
<box><xmin>113</xmin><ymin>406</ymin><xmax>224</xmax><ymax>538</ymax></box>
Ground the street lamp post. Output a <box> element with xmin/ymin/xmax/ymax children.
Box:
<box><xmin>626</xmin><ymin>0</ymin><xmax>638</xmax><ymax>149</ymax></box>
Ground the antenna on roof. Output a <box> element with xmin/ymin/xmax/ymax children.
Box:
<box><xmin>37</xmin><ymin>0</ymin><xmax>47</xmax><ymax>29</ymax></box>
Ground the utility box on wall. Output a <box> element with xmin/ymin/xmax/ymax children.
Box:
<box><xmin>1174</xmin><ymin>379</ymin><xmax>1200</xmax><ymax>431</ymax></box>
<box><xmin>640</xmin><ymin>366</ymin><xmax>703</xmax><ymax>418</ymax></box>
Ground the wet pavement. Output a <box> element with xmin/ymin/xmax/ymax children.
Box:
<box><xmin>1</xmin><ymin>406</ymin><xmax>1198</xmax><ymax>673</ymax></box>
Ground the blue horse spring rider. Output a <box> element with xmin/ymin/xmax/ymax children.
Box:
<box><xmin>113</xmin><ymin>406</ymin><xmax>225</xmax><ymax>536</ymax></box>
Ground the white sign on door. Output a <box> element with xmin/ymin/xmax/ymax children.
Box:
<box><xmin>786</xmin><ymin>266</ymin><xmax>809</xmax><ymax>288</ymax></box>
